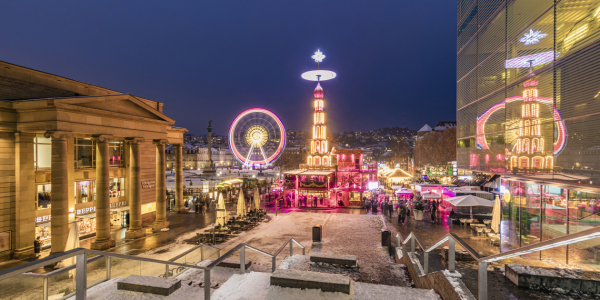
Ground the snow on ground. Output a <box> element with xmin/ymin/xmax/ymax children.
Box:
<box><xmin>212</xmin><ymin>271</ymin><xmax>439</xmax><ymax>300</ymax></box>
<box><xmin>507</xmin><ymin>264</ymin><xmax>583</xmax><ymax>279</ymax></box>
<box><xmin>442</xmin><ymin>270</ymin><xmax>473</xmax><ymax>300</ymax></box>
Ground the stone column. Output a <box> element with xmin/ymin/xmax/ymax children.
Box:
<box><xmin>153</xmin><ymin>139</ymin><xmax>170</xmax><ymax>231</ymax></box>
<box><xmin>125</xmin><ymin>137</ymin><xmax>146</xmax><ymax>239</ymax></box>
<box><xmin>91</xmin><ymin>135</ymin><xmax>115</xmax><ymax>250</ymax></box>
<box><xmin>45</xmin><ymin>131</ymin><xmax>73</xmax><ymax>255</ymax></box>
<box><xmin>13</xmin><ymin>132</ymin><xmax>37</xmax><ymax>258</ymax></box>
<box><xmin>173</xmin><ymin>143</ymin><xmax>188</xmax><ymax>213</ymax></box>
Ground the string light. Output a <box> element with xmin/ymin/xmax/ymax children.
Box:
<box><xmin>519</xmin><ymin>29</ymin><xmax>548</xmax><ymax>46</ymax></box>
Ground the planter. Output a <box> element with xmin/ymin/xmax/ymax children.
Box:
<box><xmin>414</xmin><ymin>210</ymin><xmax>424</xmax><ymax>221</ymax></box>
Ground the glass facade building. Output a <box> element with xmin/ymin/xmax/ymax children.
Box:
<box><xmin>457</xmin><ymin>0</ymin><xmax>600</xmax><ymax>267</ymax></box>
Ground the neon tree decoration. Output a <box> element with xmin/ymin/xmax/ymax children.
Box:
<box><xmin>312</xmin><ymin>49</ymin><xmax>326</xmax><ymax>63</ymax></box>
<box><xmin>302</xmin><ymin>50</ymin><xmax>335</xmax><ymax>168</ymax></box>
<box><xmin>519</xmin><ymin>29</ymin><xmax>548</xmax><ymax>46</ymax></box>
<box><xmin>228</xmin><ymin>108</ymin><xmax>286</xmax><ymax>166</ymax></box>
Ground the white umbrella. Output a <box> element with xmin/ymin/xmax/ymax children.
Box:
<box><xmin>253</xmin><ymin>186</ymin><xmax>260</xmax><ymax>211</ymax></box>
<box><xmin>216</xmin><ymin>192</ymin><xmax>227</xmax><ymax>226</ymax></box>
<box><xmin>446</xmin><ymin>195</ymin><xmax>494</xmax><ymax>218</ymax></box>
<box><xmin>491</xmin><ymin>195</ymin><xmax>501</xmax><ymax>233</ymax></box>
<box><xmin>237</xmin><ymin>189</ymin><xmax>246</xmax><ymax>217</ymax></box>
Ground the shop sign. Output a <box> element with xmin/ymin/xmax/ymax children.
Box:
<box><xmin>77</xmin><ymin>206</ymin><xmax>96</xmax><ymax>215</ymax></box>
<box><xmin>36</xmin><ymin>215</ymin><xmax>51</xmax><ymax>223</ymax></box>
<box><xmin>110</xmin><ymin>201</ymin><xmax>127</xmax><ymax>209</ymax></box>
<box><xmin>142</xmin><ymin>181</ymin><xmax>155</xmax><ymax>189</ymax></box>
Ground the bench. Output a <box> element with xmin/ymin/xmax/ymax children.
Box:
<box><xmin>310</xmin><ymin>254</ymin><xmax>357</xmax><ymax>268</ymax></box>
<box><xmin>117</xmin><ymin>275</ymin><xmax>181</xmax><ymax>296</ymax></box>
<box><xmin>270</xmin><ymin>269</ymin><xmax>352</xmax><ymax>294</ymax></box>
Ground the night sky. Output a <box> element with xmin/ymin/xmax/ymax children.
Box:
<box><xmin>1</xmin><ymin>1</ymin><xmax>456</xmax><ymax>135</ymax></box>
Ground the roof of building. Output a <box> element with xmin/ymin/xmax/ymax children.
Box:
<box><xmin>418</xmin><ymin>124</ymin><xmax>432</xmax><ymax>132</ymax></box>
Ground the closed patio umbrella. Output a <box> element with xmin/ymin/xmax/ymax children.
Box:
<box><xmin>216</xmin><ymin>192</ymin><xmax>228</xmax><ymax>226</ymax></box>
<box><xmin>253</xmin><ymin>186</ymin><xmax>260</xmax><ymax>211</ymax></box>
<box><xmin>491</xmin><ymin>195</ymin><xmax>501</xmax><ymax>233</ymax></box>
<box><xmin>237</xmin><ymin>188</ymin><xmax>246</xmax><ymax>217</ymax></box>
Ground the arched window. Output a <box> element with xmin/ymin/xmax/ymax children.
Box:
<box><xmin>532</xmin><ymin>138</ymin><xmax>538</xmax><ymax>152</ymax></box>
<box><xmin>546</xmin><ymin>156</ymin><xmax>553</xmax><ymax>169</ymax></box>
<box><xmin>511</xmin><ymin>156</ymin><xmax>518</xmax><ymax>169</ymax></box>
<box><xmin>307</xmin><ymin>156</ymin><xmax>313</xmax><ymax>165</ymax></box>
<box><xmin>524</xmin><ymin>120</ymin><xmax>530</xmax><ymax>136</ymax></box>
<box><xmin>520</xmin><ymin>157</ymin><xmax>529</xmax><ymax>168</ymax></box>
<box><xmin>323</xmin><ymin>156</ymin><xmax>328</xmax><ymax>166</ymax></box>
<box><xmin>315</xmin><ymin>157</ymin><xmax>321</xmax><ymax>166</ymax></box>
<box><xmin>532</xmin><ymin>157</ymin><xmax>543</xmax><ymax>168</ymax></box>
<box><xmin>523</xmin><ymin>139</ymin><xmax>529</xmax><ymax>154</ymax></box>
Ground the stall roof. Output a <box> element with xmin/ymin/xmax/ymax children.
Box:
<box><xmin>387</xmin><ymin>168</ymin><xmax>412</xmax><ymax>178</ymax></box>
<box><xmin>283</xmin><ymin>169</ymin><xmax>305</xmax><ymax>175</ymax></box>
<box><xmin>283</xmin><ymin>169</ymin><xmax>335</xmax><ymax>176</ymax></box>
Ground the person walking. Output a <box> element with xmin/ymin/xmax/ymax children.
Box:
<box><xmin>34</xmin><ymin>237</ymin><xmax>41</xmax><ymax>257</ymax></box>
<box><xmin>399</xmin><ymin>207</ymin><xmax>406</xmax><ymax>224</ymax></box>
<box><xmin>388</xmin><ymin>202</ymin><xmax>393</xmax><ymax>218</ymax></box>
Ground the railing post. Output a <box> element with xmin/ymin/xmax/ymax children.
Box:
<box><xmin>165</xmin><ymin>264</ymin><xmax>169</xmax><ymax>278</ymax></box>
<box><xmin>272</xmin><ymin>256</ymin><xmax>276</xmax><ymax>272</ymax></box>
<box><xmin>106</xmin><ymin>256</ymin><xmax>111</xmax><ymax>280</ymax></box>
<box><xmin>396</xmin><ymin>234</ymin><xmax>400</xmax><ymax>248</ymax></box>
<box><xmin>302</xmin><ymin>246</ymin><xmax>305</xmax><ymax>255</ymax></box>
<box><xmin>201</xmin><ymin>246</ymin><xmax>205</xmax><ymax>261</ymax></box>
<box><xmin>76</xmin><ymin>253</ymin><xmax>87</xmax><ymax>300</ymax></box>
<box><xmin>289</xmin><ymin>240</ymin><xmax>293</xmax><ymax>257</ymax></box>
<box><xmin>478</xmin><ymin>262</ymin><xmax>488</xmax><ymax>300</ymax></box>
<box><xmin>43</xmin><ymin>277</ymin><xmax>48</xmax><ymax>300</ymax></box>
<box><xmin>424</xmin><ymin>251</ymin><xmax>429</xmax><ymax>275</ymax></box>
<box><xmin>411</xmin><ymin>236</ymin><xmax>415</xmax><ymax>253</ymax></box>
<box><xmin>448</xmin><ymin>237</ymin><xmax>455</xmax><ymax>272</ymax></box>
<box><xmin>204</xmin><ymin>269</ymin><xmax>211</xmax><ymax>300</ymax></box>
<box><xmin>240</xmin><ymin>246</ymin><xmax>246</xmax><ymax>274</ymax></box>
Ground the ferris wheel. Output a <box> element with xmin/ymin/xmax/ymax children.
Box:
<box><xmin>229</xmin><ymin>108</ymin><xmax>286</xmax><ymax>166</ymax></box>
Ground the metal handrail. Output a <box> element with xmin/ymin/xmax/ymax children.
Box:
<box><xmin>397</xmin><ymin>225</ymin><xmax>600</xmax><ymax>300</ymax></box>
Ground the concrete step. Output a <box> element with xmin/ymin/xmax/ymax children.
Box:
<box><xmin>270</xmin><ymin>269</ymin><xmax>352</xmax><ymax>294</ymax></box>
<box><xmin>217</xmin><ymin>258</ymin><xmax>252</xmax><ymax>270</ymax></box>
<box><xmin>310</xmin><ymin>253</ymin><xmax>357</xmax><ymax>268</ymax></box>
<box><xmin>117</xmin><ymin>275</ymin><xmax>181</xmax><ymax>296</ymax></box>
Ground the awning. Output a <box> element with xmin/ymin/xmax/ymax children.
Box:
<box><xmin>111</xmin><ymin>206</ymin><xmax>130</xmax><ymax>212</ymax></box>
<box><xmin>77</xmin><ymin>212</ymin><xmax>96</xmax><ymax>219</ymax></box>
<box><xmin>283</xmin><ymin>169</ymin><xmax>305</xmax><ymax>175</ymax></box>
<box><xmin>300</xmin><ymin>170</ymin><xmax>335</xmax><ymax>176</ymax></box>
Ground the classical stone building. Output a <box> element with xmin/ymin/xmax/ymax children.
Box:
<box><xmin>0</xmin><ymin>60</ymin><xmax>189</xmax><ymax>261</ymax></box>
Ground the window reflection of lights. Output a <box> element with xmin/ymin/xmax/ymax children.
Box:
<box><xmin>519</xmin><ymin>29</ymin><xmax>548</xmax><ymax>46</ymax></box>
<box><xmin>564</xmin><ymin>24</ymin><xmax>589</xmax><ymax>53</ymax></box>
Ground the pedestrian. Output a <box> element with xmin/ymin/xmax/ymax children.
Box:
<box><xmin>399</xmin><ymin>207</ymin><xmax>406</xmax><ymax>224</ymax></box>
<box><xmin>34</xmin><ymin>236</ymin><xmax>41</xmax><ymax>257</ymax></box>
<box><xmin>388</xmin><ymin>203</ymin><xmax>393</xmax><ymax>218</ymax></box>
<box><xmin>431</xmin><ymin>208</ymin><xmax>436</xmax><ymax>223</ymax></box>
<box><xmin>406</xmin><ymin>206</ymin><xmax>411</xmax><ymax>221</ymax></box>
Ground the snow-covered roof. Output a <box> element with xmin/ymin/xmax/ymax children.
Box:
<box><xmin>418</xmin><ymin>124</ymin><xmax>432</xmax><ymax>132</ymax></box>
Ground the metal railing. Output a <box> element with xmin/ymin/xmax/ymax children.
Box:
<box><xmin>396</xmin><ymin>225</ymin><xmax>600</xmax><ymax>300</ymax></box>
<box><xmin>0</xmin><ymin>238</ymin><xmax>305</xmax><ymax>300</ymax></box>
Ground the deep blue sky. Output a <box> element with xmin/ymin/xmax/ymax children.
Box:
<box><xmin>1</xmin><ymin>1</ymin><xmax>456</xmax><ymax>135</ymax></box>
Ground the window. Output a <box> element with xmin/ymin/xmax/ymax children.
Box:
<box><xmin>74</xmin><ymin>138</ymin><xmax>95</xmax><ymax>169</ymax></box>
<box><xmin>34</xmin><ymin>135</ymin><xmax>52</xmax><ymax>170</ymax></box>
<box><xmin>109</xmin><ymin>141</ymin><xmax>124</xmax><ymax>167</ymax></box>
<box><xmin>75</xmin><ymin>181</ymin><xmax>95</xmax><ymax>204</ymax></box>
<box><xmin>37</xmin><ymin>184</ymin><xmax>51</xmax><ymax>210</ymax></box>
<box><xmin>110</xmin><ymin>178</ymin><xmax>125</xmax><ymax>198</ymax></box>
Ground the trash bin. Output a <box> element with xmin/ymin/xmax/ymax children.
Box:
<box><xmin>381</xmin><ymin>229</ymin><xmax>391</xmax><ymax>247</ymax></box>
<box><xmin>313</xmin><ymin>224</ymin><xmax>322</xmax><ymax>242</ymax></box>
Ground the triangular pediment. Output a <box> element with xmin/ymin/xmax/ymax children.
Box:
<box><xmin>58</xmin><ymin>94</ymin><xmax>174</xmax><ymax>123</ymax></box>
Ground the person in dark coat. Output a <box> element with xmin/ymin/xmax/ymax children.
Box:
<box><xmin>34</xmin><ymin>237</ymin><xmax>41</xmax><ymax>257</ymax></box>
<box><xmin>399</xmin><ymin>207</ymin><xmax>406</xmax><ymax>224</ymax></box>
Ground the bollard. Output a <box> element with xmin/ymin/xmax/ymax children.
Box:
<box><xmin>396</xmin><ymin>234</ymin><xmax>401</xmax><ymax>249</ymax></box>
<box><xmin>313</xmin><ymin>224</ymin><xmax>322</xmax><ymax>242</ymax></box>
<box><xmin>381</xmin><ymin>229</ymin><xmax>391</xmax><ymax>247</ymax></box>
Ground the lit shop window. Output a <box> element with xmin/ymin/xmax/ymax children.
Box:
<box><xmin>74</xmin><ymin>138</ymin><xmax>95</xmax><ymax>169</ymax></box>
<box><xmin>37</xmin><ymin>184</ymin><xmax>51</xmax><ymax>210</ymax></box>
<box><xmin>75</xmin><ymin>181</ymin><xmax>95</xmax><ymax>204</ymax></box>
<box><xmin>110</xmin><ymin>178</ymin><xmax>125</xmax><ymax>198</ymax></box>
<box><xmin>109</xmin><ymin>141</ymin><xmax>124</xmax><ymax>167</ymax></box>
<box><xmin>34</xmin><ymin>135</ymin><xmax>52</xmax><ymax>170</ymax></box>
<box><xmin>35</xmin><ymin>226</ymin><xmax>51</xmax><ymax>247</ymax></box>
<box><xmin>142</xmin><ymin>202</ymin><xmax>156</xmax><ymax>214</ymax></box>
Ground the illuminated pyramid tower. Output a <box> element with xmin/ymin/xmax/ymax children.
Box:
<box><xmin>301</xmin><ymin>50</ymin><xmax>337</xmax><ymax>169</ymax></box>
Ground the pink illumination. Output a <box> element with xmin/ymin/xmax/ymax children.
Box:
<box><xmin>476</xmin><ymin>96</ymin><xmax>566</xmax><ymax>155</ymax></box>
<box><xmin>229</xmin><ymin>108</ymin><xmax>286</xmax><ymax>165</ymax></box>
<box><xmin>504</xmin><ymin>51</ymin><xmax>556</xmax><ymax>68</ymax></box>
<box><xmin>523</xmin><ymin>80</ymin><xmax>539</xmax><ymax>87</ymax></box>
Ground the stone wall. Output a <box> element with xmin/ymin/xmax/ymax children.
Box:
<box><xmin>0</xmin><ymin>132</ymin><xmax>16</xmax><ymax>261</ymax></box>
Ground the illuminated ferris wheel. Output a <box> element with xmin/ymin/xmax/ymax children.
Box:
<box><xmin>229</xmin><ymin>108</ymin><xmax>286</xmax><ymax>166</ymax></box>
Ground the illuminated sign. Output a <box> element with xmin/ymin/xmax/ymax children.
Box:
<box><xmin>142</xmin><ymin>181</ymin><xmax>155</xmax><ymax>189</ymax></box>
<box><xmin>36</xmin><ymin>215</ymin><xmax>51</xmax><ymax>223</ymax></box>
<box><xmin>77</xmin><ymin>206</ymin><xmax>96</xmax><ymax>215</ymax></box>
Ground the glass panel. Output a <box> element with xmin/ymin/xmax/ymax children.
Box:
<box><xmin>47</xmin><ymin>269</ymin><xmax>76</xmax><ymax>300</ymax></box>
<box><xmin>501</xmin><ymin>180</ymin><xmax>521</xmax><ymax>252</ymax></box>
<box><xmin>520</xmin><ymin>183</ymin><xmax>541</xmax><ymax>259</ymax></box>
<box><xmin>109</xmin><ymin>141</ymin><xmax>122</xmax><ymax>167</ymax></box>
<box><xmin>87</xmin><ymin>256</ymin><xmax>108</xmax><ymax>287</ymax></box>
<box><xmin>141</xmin><ymin>261</ymin><xmax>169</xmax><ymax>278</ymax></box>
<box><xmin>568</xmin><ymin>190</ymin><xmax>600</xmax><ymax>268</ymax></box>
<box><xmin>37</xmin><ymin>184</ymin><xmax>51</xmax><ymax>210</ymax></box>
<box><xmin>541</xmin><ymin>185</ymin><xmax>568</xmax><ymax>264</ymax></box>
<box><xmin>75</xmin><ymin>181</ymin><xmax>95</xmax><ymax>204</ymax></box>
<box><xmin>109</xmin><ymin>256</ymin><xmax>141</xmax><ymax>279</ymax></box>
<box><xmin>110</xmin><ymin>178</ymin><xmax>125</xmax><ymax>198</ymax></box>
<box><xmin>0</xmin><ymin>276</ymin><xmax>43</xmax><ymax>300</ymax></box>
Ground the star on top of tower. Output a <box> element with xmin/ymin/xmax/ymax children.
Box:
<box><xmin>312</xmin><ymin>50</ymin><xmax>326</xmax><ymax>63</ymax></box>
